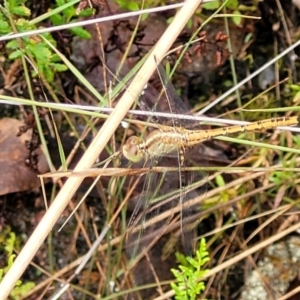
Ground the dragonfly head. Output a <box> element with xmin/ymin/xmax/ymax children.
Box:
<box><xmin>122</xmin><ymin>136</ymin><xmax>145</xmax><ymax>163</ymax></box>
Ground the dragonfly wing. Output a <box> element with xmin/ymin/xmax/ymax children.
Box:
<box><xmin>155</xmin><ymin>62</ymin><xmax>199</xmax><ymax>128</ymax></box>
<box><xmin>137</xmin><ymin>61</ymin><xmax>200</xmax><ymax>128</ymax></box>
<box><xmin>180</xmin><ymin>155</ymin><xmax>208</xmax><ymax>255</ymax></box>
<box><xmin>125</xmin><ymin>153</ymin><xmax>207</xmax><ymax>260</ymax></box>
<box><xmin>126</xmin><ymin>158</ymin><xmax>168</xmax><ymax>258</ymax></box>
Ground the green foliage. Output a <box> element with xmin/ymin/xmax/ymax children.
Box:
<box><xmin>269</xmin><ymin>162</ymin><xmax>295</xmax><ymax>186</ymax></box>
<box><xmin>0</xmin><ymin>254</ymin><xmax>22</xmax><ymax>288</ymax></box>
<box><xmin>115</xmin><ymin>0</ymin><xmax>158</xmax><ymax>20</ymax></box>
<box><xmin>49</xmin><ymin>0</ymin><xmax>92</xmax><ymax>39</ymax></box>
<box><xmin>115</xmin><ymin>0</ymin><xmax>140</xmax><ymax>11</ymax></box>
<box><xmin>290</xmin><ymin>84</ymin><xmax>300</xmax><ymax>103</ymax></box>
<box><xmin>10</xmin><ymin>281</ymin><xmax>36</xmax><ymax>299</ymax></box>
<box><xmin>0</xmin><ymin>228</ymin><xmax>35</xmax><ymax>299</ymax></box>
<box><xmin>202</xmin><ymin>0</ymin><xmax>261</xmax><ymax>26</ymax></box>
<box><xmin>0</xmin><ymin>0</ymin><xmax>93</xmax><ymax>83</ymax></box>
<box><xmin>4</xmin><ymin>0</ymin><xmax>31</xmax><ymax>17</ymax></box>
<box><xmin>293</xmin><ymin>134</ymin><xmax>300</xmax><ymax>149</ymax></box>
<box><xmin>0</xmin><ymin>0</ymin><xmax>68</xmax><ymax>82</ymax></box>
<box><xmin>170</xmin><ymin>238</ymin><xmax>210</xmax><ymax>300</ymax></box>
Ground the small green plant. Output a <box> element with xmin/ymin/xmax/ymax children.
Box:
<box><xmin>49</xmin><ymin>0</ymin><xmax>92</xmax><ymax>39</ymax></box>
<box><xmin>290</xmin><ymin>83</ymin><xmax>300</xmax><ymax>103</ymax></box>
<box><xmin>170</xmin><ymin>238</ymin><xmax>210</xmax><ymax>300</ymax></box>
<box><xmin>0</xmin><ymin>0</ymin><xmax>68</xmax><ymax>82</ymax></box>
<box><xmin>115</xmin><ymin>0</ymin><xmax>158</xmax><ymax>20</ymax></box>
<box><xmin>202</xmin><ymin>0</ymin><xmax>261</xmax><ymax>26</ymax></box>
<box><xmin>0</xmin><ymin>0</ymin><xmax>92</xmax><ymax>83</ymax></box>
<box><xmin>115</xmin><ymin>0</ymin><xmax>141</xmax><ymax>11</ymax></box>
<box><xmin>0</xmin><ymin>229</ymin><xmax>35</xmax><ymax>300</ymax></box>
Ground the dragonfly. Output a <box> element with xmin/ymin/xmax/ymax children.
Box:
<box><xmin>123</xmin><ymin>116</ymin><xmax>298</xmax><ymax>163</ymax></box>
<box><xmin>121</xmin><ymin>62</ymin><xmax>299</xmax><ymax>260</ymax></box>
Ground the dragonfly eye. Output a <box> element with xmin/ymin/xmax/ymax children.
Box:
<box><xmin>122</xmin><ymin>136</ymin><xmax>144</xmax><ymax>163</ymax></box>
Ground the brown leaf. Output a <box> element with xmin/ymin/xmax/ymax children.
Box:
<box><xmin>0</xmin><ymin>118</ymin><xmax>48</xmax><ymax>195</ymax></box>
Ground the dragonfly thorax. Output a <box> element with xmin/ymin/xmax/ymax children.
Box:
<box><xmin>143</xmin><ymin>129</ymin><xmax>183</xmax><ymax>158</ymax></box>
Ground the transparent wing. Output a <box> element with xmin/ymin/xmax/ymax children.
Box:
<box><xmin>124</xmin><ymin>63</ymin><xmax>208</xmax><ymax>260</ymax></box>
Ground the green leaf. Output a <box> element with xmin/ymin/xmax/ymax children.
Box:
<box><xmin>69</xmin><ymin>26</ymin><xmax>91</xmax><ymax>39</ymax></box>
<box><xmin>6</xmin><ymin>39</ymin><xmax>19</xmax><ymax>50</ymax></box>
<box><xmin>15</xmin><ymin>279</ymin><xmax>22</xmax><ymax>286</ymax></box>
<box><xmin>167</xmin><ymin>16</ymin><xmax>174</xmax><ymax>24</ymax></box>
<box><xmin>41</xmin><ymin>33</ymin><xmax>57</xmax><ymax>47</ymax></box>
<box><xmin>31</xmin><ymin>68</ymin><xmax>38</xmax><ymax>78</ymax></box>
<box><xmin>11</xmin><ymin>6</ymin><xmax>31</xmax><ymax>16</ymax></box>
<box><xmin>0</xmin><ymin>269</ymin><xmax>3</xmax><ymax>281</ymax></box>
<box><xmin>7</xmin><ymin>254</ymin><xmax>16</xmax><ymax>267</ymax></box>
<box><xmin>15</xmin><ymin>18</ymin><xmax>33</xmax><ymax>31</ymax></box>
<box><xmin>78</xmin><ymin>8</ymin><xmax>93</xmax><ymax>17</ymax></box>
<box><xmin>186</xmin><ymin>257</ymin><xmax>198</xmax><ymax>268</ymax></box>
<box><xmin>186</xmin><ymin>19</ymin><xmax>193</xmax><ymax>29</ymax></box>
<box><xmin>293</xmin><ymin>91</ymin><xmax>300</xmax><ymax>103</ymax></box>
<box><xmin>128</xmin><ymin>1</ymin><xmax>139</xmax><ymax>11</ymax></box>
<box><xmin>170</xmin><ymin>282</ymin><xmax>179</xmax><ymax>293</ymax></box>
<box><xmin>51</xmin><ymin>54</ymin><xmax>62</xmax><ymax>62</ymax></box>
<box><xmin>290</xmin><ymin>84</ymin><xmax>300</xmax><ymax>91</ymax></box>
<box><xmin>202</xmin><ymin>1</ymin><xmax>220</xmax><ymax>10</ymax></box>
<box><xmin>238</xmin><ymin>4</ymin><xmax>257</xmax><ymax>12</ymax></box>
<box><xmin>293</xmin><ymin>135</ymin><xmax>300</xmax><ymax>148</ymax></box>
<box><xmin>226</xmin><ymin>0</ymin><xmax>239</xmax><ymax>9</ymax></box>
<box><xmin>175</xmin><ymin>252</ymin><xmax>189</xmax><ymax>266</ymax></box>
<box><xmin>0</xmin><ymin>20</ymin><xmax>10</xmax><ymax>33</ymax></box>
<box><xmin>61</xmin><ymin>4</ymin><xmax>75</xmax><ymax>19</ymax></box>
<box><xmin>27</xmin><ymin>44</ymin><xmax>51</xmax><ymax>63</ymax></box>
<box><xmin>232</xmin><ymin>10</ymin><xmax>242</xmax><ymax>25</ymax></box>
<box><xmin>56</xmin><ymin>0</ymin><xmax>66</xmax><ymax>6</ymax></box>
<box><xmin>215</xmin><ymin>174</ymin><xmax>225</xmax><ymax>187</ymax></box>
<box><xmin>10</xmin><ymin>0</ymin><xmax>26</xmax><ymax>6</ymax></box>
<box><xmin>42</xmin><ymin>64</ymin><xmax>54</xmax><ymax>82</ymax></box>
<box><xmin>10</xmin><ymin>282</ymin><xmax>36</xmax><ymax>298</ymax></box>
<box><xmin>50</xmin><ymin>63</ymin><xmax>68</xmax><ymax>72</ymax></box>
<box><xmin>9</xmin><ymin>49</ymin><xmax>22</xmax><ymax>59</ymax></box>
<box><xmin>50</xmin><ymin>12</ymin><xmax>64</xmax><ymax>26</ymax></box>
